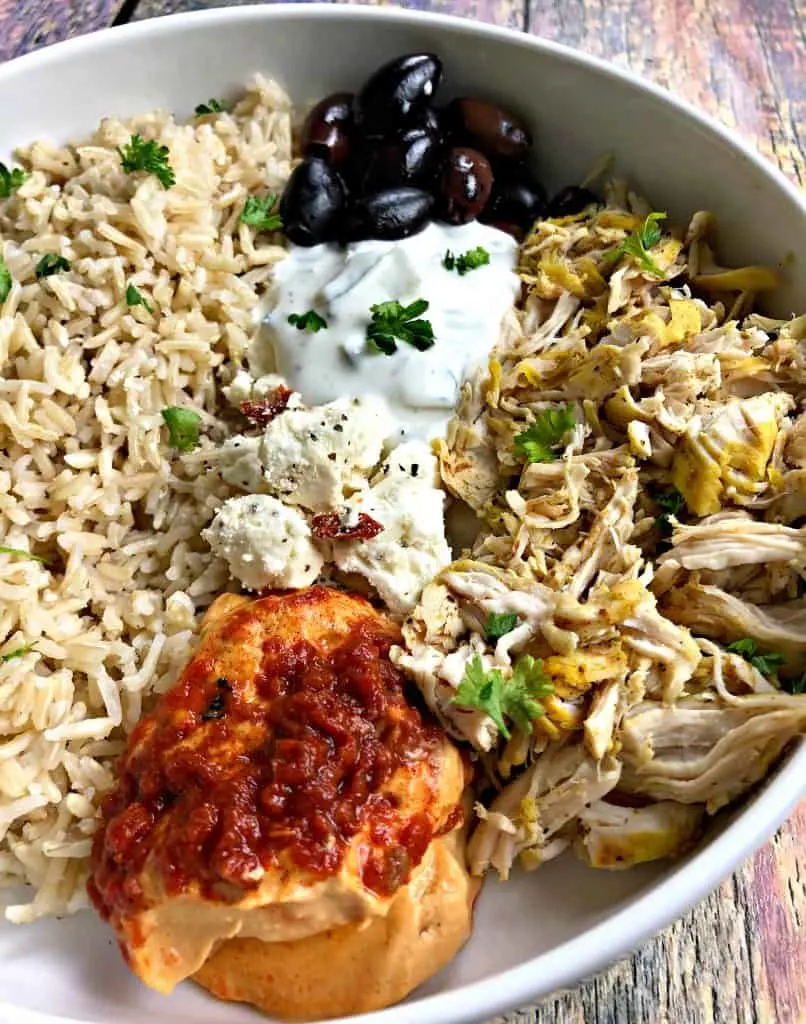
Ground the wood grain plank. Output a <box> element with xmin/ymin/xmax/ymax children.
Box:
<box><xmin>526</xmin><ymin>0</ymin><xmax>805</xmax><ymax>186</ymax></box>
<box><xmin>131</xmin><ymin>0</ymin><xmax>526</xmax><ymax>31</ymax></box>
<box><xmin>0</xmin><ymin>0</ymin><xmax>126</xmax><ymax>61</ymax></box>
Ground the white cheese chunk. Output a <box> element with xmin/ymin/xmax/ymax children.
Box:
<box><xmin>203</xmin><ymin>494</ymin><xmax>324</xmax><ymax>592</ymax></box>
<box><xmin>330</xmin><ymin>442</ymin><xmax>451</xmax><ymax>615</ymax></box>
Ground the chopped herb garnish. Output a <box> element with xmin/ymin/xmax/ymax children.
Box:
<box><xmin>0</xmin><ymin>258</ymin><xmax>11</xmax><ymax>303</ymax></box>
<box><xmin>726</xmin><ymin>638</ymin><xmax>786</xmax><ymax>679</ymax></box>
<box><xmin>0</xmin><ymin>545</ymin><xmax>48</xmax><ymax>564</ymax></box>
<box><xmin>452</xmin><ymin>654</ymin><xmax>554</xmax><ymax>740</ymax></box>
<box><xmin>1</xmin><ymin>644</ymin><xmax>36</xmax><ymax>663</ymax></box>
<box><xmin>35</xmin><ymin>254</ymin><xmax>71</xmax><ymax>279</ymax></box>
<box><xmin>366</xmin><ymin>298</ymin><xmax>435</xmax><ymax>355</ymax></box>
<box><xmin>514</xmin><ymin>404</ymin><xmax>576</xmax><ymax>463</ymax></box>
<box><xmin>654</xmin><ymin>487</ymin><xmax>686</xmax><ymax>537</ymax></box>
<box><xmin>201</xmin><ymin>693</ymin><xmax>226</xmax><ymax>720</ymax></box>
<box><xmin>194</xmin><ymin>98</ymin><xmax>226</xmax><ymax>116</ymax></box>
<box><xmin>125</xmin><ymin>283</ymin><xmax>153</xmax><ymax>313</ymax></box>
<box><xmin>443</xmin><ymin>246</ymin><xmax>491</xmax><ymax>275</ymax></box>
<box><xmin>287</xmin><ymin>310</ymin><xmax>328</xmax><ymax>333</ymax></box>
<box><xmin>485</xmin><ymin>612</ymin><xmax>519</xmax><ymax>643</ymax></box>
<box><xmin>161</xmin><ymin>407</ymin><xmax>201</xmax><ymax>452</ymax></box>
<box><xmin>240</xmin><ymin>193</ymin><xmax>283</xmax><ymax>233</ymax></box>
<box><xmin>604</xmin><ymin>211</ymin><xmax>667</xmax><ymax>277</ymax></box>
<box><xmin>0</xmin><ymin>163</ymin><xmax>27</xmax><ymax>198</ymax></box>
<box><xmin>782</xmin><ymin>673</ymin><xmax>806</xmax><ymax>695</ymax></box>
<box><xmin>118</xmin><ymin>134</ymin><xmax>176</xmax><ymax>189</ymax></box>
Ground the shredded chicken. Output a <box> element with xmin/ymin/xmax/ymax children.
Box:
<box><xmin>394</xmin><ymin>185</ymin><xmax>806</xmax><ymax>880</ymax></box>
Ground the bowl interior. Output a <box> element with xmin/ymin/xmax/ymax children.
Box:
<box><xmin>0</xmin><ymin>7</ymin><xmax>804</xmax><ymax>1024</ymax></box>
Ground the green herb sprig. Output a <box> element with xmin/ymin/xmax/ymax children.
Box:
<box><xmin>366</xmin><ymin>299</ymin><xmax>435</xmax><ymax>356</ymax></box>
<box><xmin>654</xmin><ymin>487</ymin><xmax>686</xmax><ymax>537</ymax></box>
<box><xmin>0</xmin><ymin>163</ymin><xmax>27</xmax><ymax>198</ymax></box>
<box><xmin>240</xmin><ymin>194</ymin><xmax>283</xmax><ymax>233</ymax></box>
<box><xmin>118</xmin><ymin>135</ymin><xmax>176</xmax><ymax>189</ymax></box>
<box><xmin>36</xmin><ymin>254</ymin><xmax>71</xmax><ymax>279</ymax></box>
<box><xmin>287</xmin><ymin>310</ymin><xmax>327</xmax><ymax>333</ymax></box>
<box><xmin>0</xmin><ymin>545</ymin><xmax>48</xmax><ymax>564</ymax></box>
<box><xmin>126</xmin><ymin>283</ymin><xmax>153</xmax><ymax>313</ymax></box>
<box><xmin>443</xmin><ymin>246</ymin><xmax>491</xmax><ymax>276</ymax></box>
<box><xmin>604</xmin><ymin>211</ymin><xmax>667</xmax><ymax>278</ymax></box>
<box><xmin>726</xmin><ymin>638</ymin><xmax>786</xmax><ymax>679</ymax></box>
<box><xmin>485</xmin><ymin>613</ymin><xmax>519</xmax><ymax>643</ymax></box>
<box><xmin>1</xmin><ymin>644</ymin><xmax>37</xmax><ymax>663</ymax></box>
<box><xmin>195</xmin><ymin>99</ymin><xmax>227</xmax><ymax>116</ymax></box>
<box><xmin>161</xmin><ymin>407</ymin><xmax>202</xmax><ymax>452</ymax></box>
<box><xmin>0</xmin><ymin>258</ymin><xmax>11</xmax><ymax>303</ymax></box>
<box><xmin>514</xmin><ymin>404</ymin><xmax>576</xmax><ymax>464</ymax></box>
<box><xmin>452</xmin><ymin>654</ymin><xmax>554</xmax><ymax>740</ymax></box>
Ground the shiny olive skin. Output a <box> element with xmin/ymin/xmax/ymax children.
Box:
<box><xmin>354</xmin><ymin>53</ymin><xmax>443</xmax><ymax>134</ymax></box>
<box><xmin>342</xmin><ymin>187</ymin><xmax>435</xmax><ymax>242</ymax></box>
<box><xmin>300</xmin><ymin>92</ymin><xmax>354</xmax><ymax>167</ymax></box>
<box><xmin>482</xmin><ymin>166</ymin><xmax>547</xmax><ymax>230</ymax></box>
<box><xmin>362</xmin><ymin>126</ymin><xmax>442</xmax><ymax>191</ymax></box>
<box><xmin>279</xmin><ymin>156</ymin><xmax>346</xmax><ymax>246</ymax></box>
<box><xmin>446</xmin><ymin>97</ymin><xmax>531</xmax><ymax>161</ymax></box>
<box><xmin>439</xmin><ymin>147</ymin><xmax>493</xmax><ymax>224</ymax></box>
<box><xmin>548</xmin><ymin>185</ymin><xmax>600</xmax><ymax>217</ymax></box>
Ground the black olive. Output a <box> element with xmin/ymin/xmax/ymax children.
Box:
<box><xmin>301</xmin><ymin>92</ymin><xmax>354</xmax><ymax>168</ymax></box>
<box><xmin>439</xmin><ymin>147</ymin><xmax>493</xmax><ymax>225</ymax></box>
<box><xmin>482</xmin><ymin>165</ymin><xmax>547</xmax><ymax>230</ymax></box>
<box><xmin>446</xmin><ymin>97</ymin><xmax>531</xmax><ymax>161</ymax></box>
<box><xmin>342</xmin><ymin>187</ymin><xmax>434</xmax><ymax>242</ymax></box>
<box><xmin>355</xmin><ymin>53</ymin><xmax>443</xmax><ymax>134</ymax></box>
<box><xmin>279</xmin><ymin>156</ymin><xmax>346</xmax><ymax>246</ymax></box>
<box><xmin>361</xmin><ymin>126</ymin><xmax>442</xmax><ymax>191</ymax></box>
<box><xmin>547</xmin><ymin>185</ymin><xmax>600</xmax><ymax>217</ymax></box>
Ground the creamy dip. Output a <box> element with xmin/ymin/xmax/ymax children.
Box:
<box><xmin>249</xmin><ymin>221</ymin><xmax>520</xmax><ymax>440</ymax></box>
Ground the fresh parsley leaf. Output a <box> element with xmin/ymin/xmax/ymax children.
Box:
<box><xmin>443</xmin><ymin>246</ymin><xmax>490</xmax><ymax>275</ymax></box>
<box><xmin>125</xmin><ymin>283</ymin><xmax>153</xmax><ymax>313</ymax></box>
<box><xmin>1</xmin><ymin>644</ymin><xmax>36</xmax><ymax>663</ymax></box>
<box><xmin>485</xmin><ymin>613</ymin><xmax>519</xmax><ymax>643</ymax></box>
<box><xmin>0</xmin><ymin>258</ymin><xmax>11</xmax><ymax>303</ymax></box>
<box><xmin>0</xmin><ymin>162</ymin><xmax>27</xmax><ymax>198</ymax></box>
<box><xmin>287</xmin><ymin>310</ymin><xmax>328</xmax><ymax>333</ymax></box>
<box><xmin>514</xmin><ymin>404</ymin><xmax>576</xmax><ymax>463</ymax></box>
<box><xmin>194</xmin><ymin>98</ymin><xmax>226</xmax><ymax>116</ymax></box>
<box><xmin>366</xmin><ymin>298</ymin><xmax>435</xmax><ymax>355</ymax></box>
<box><xmin>240</xmin><ymin>193</ymin><xmax>283</xmax><ymax>233</ymax></box>
<box><xmin>161</xmin><ymin>407</ymin><xmax>201</xmax><ymax>452</ymax></box>
<box><xmin>452</xmin><ymin>654</ymin><xmax>554</xmax><ymax>740</ymax></box>
<box><xmin>604</xmin><ymin>211</ymin><xmax>667</xmax><ymax>278</ymax></box>
<box><xmin>118</xmin><ymin>134</ymin><xmax>176</xmax><ymax>189</ymax></box>
<box><xmin>654</xmin><ymin>487</ymin><xmax>686</xmax><ymax>537</ymax></box>
<box><xmin>0</xmin><ymin>545</ymin><xmax>48</xmax><ymax>564</ymax></box>
<box><xmin>782</xmin><ymin>673</ymin><xmax>806</xmax><ymax>695</ymax></box>
<box><xmin>35</xmin><ymin>254</ymin><xmax>71</xmax><ymax>279</ymax></box>
<box><xmin>726</xmin><ymin>638</ymin><xmax>786</xmax><ymax>678</ymax></box>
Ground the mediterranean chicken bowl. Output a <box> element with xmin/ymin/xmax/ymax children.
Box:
<box><xmin>0</xmin><ymin>7</ymin><xmax>804</xmax><ymax>1024</ymax></box>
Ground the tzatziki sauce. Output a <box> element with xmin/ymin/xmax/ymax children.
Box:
<box><xmin>249</xmin><ymin>221</ymin><xmax>520</xmax><ymax>440</ymax></box>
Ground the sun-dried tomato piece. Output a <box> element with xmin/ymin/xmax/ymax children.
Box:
<box><xmin>240</xmin><ymin>386</ymin><xmax>293</xmax><ymax>426</ymax></box>
<box><xmin>311</xmin><ymin>511</ymin><xmax>384</xmax><ymax>541</ymax></box>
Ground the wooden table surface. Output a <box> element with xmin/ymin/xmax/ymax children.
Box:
<box><xmin>1</xmin><ymin>1</ymin><xmax>804</xmax><ymax>1021</ymax></box>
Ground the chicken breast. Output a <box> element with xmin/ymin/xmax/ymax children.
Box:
<box><xmin>88</xmin><ymin>587</ymin><xmax>468</xmax><ymax>1000</ymax></box>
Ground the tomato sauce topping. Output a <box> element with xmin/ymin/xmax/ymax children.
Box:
<box><xmin>88</xmin><ymin>595</ymin><xmax>446</xmax><ymax>932</ymax></box>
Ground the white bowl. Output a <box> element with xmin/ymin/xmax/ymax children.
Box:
<box><xmin>0</xmin><ymin>7</ymin><xmax>804</xmax><ymax>1024</ymax></box>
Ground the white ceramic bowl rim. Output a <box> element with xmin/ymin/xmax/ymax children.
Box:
<box><xmin>0</xmin><ymin>7</ymin><xmax>804</xmax><ymax>1024</ymax></box>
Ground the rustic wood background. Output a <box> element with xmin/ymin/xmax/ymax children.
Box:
<box><xmin>1</xmin><ymin>1</ymin><xmax>804</xmax><ymax>1022</ymax></box>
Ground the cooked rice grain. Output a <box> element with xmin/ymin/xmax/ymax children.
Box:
<box><xmin>0</xmin><ymin>76</ymin><xmax>293</xmax><ymax>922</ymax></box>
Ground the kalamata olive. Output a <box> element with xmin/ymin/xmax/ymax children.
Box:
<box><xmin>342</xmin><ymin>187</ymin><xmax>435</xmax><ymax>242</ymax></box>
<box><xmin>439</xmin><ymin>147</ymin><xmax>493</xmax><ymax>224</ymax></box>
<box><xmin>361</xmin><ymin>126</ymin><xmax>442</xmax><ymax>191</ymax></box>
<box><xmin>548</xmin><ymin>185</ymin><xmax>600</xmax><ymax>217</ymax></box>
<box><xmin>446</xmin><ymin>97</ymin><xmax>531</xmax><ymax>161</ymax></box>
<box><xmin>279</xmin><ymin>156</ymin><xmax>346</xmax><ymax>246</ymax></box>
<box><xmin>482</xmin><ymin>166</ymin><xmax>547</xmax><ymax>230</ymax></box>
<box><xmin>355</xmin><ymin>53</ymin><xmax>442</xmax><ymax>134</ymax></box>
<box><xmin>300</xmin><ymin>92</ymin><xmax>354</xmax><ymax>167</ymax></box>
<box><xmin>407</xmin><ymin>105</ymin><xmax>443</xmax><ymax>139</ymax></box>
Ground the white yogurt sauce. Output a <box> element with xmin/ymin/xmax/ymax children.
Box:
<box><xmin>249</xmin><ymin>221</ymin><xmax>520</xmax><ymax>440</ymax></box>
